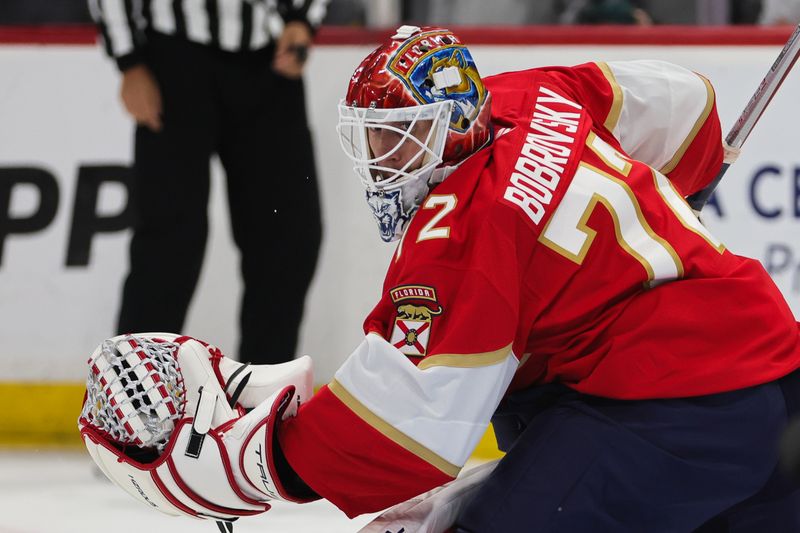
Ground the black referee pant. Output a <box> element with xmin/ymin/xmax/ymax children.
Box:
<box><xmin>118</xmin><ymin>32</ymin><xmax>321</xmax><ymax>364</ymax></box>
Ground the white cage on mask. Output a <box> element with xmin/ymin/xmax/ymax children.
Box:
<box><xmin>337</xmin><ymin>99</ymin><xmax>453</xmax><ymax>192</ymax></box>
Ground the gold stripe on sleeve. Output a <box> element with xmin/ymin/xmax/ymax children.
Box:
<box><xmin>597</xmin><ymin>62</ymin><xmax>623</xmax><ymax>132</ymax></box>
<box><xmin>328</xmin><ymin>379</ymin><xmax>461</xmax><ymax>478</ymax></box>
<box><xmin>659</xmin><ymin>75</ymin><xmax>715</xmax><ymax>175</ymax></box>
<box><xmin>417</xmin><ymin>344</ymin><xmax>514</xmax><ymax>371</ymax></box>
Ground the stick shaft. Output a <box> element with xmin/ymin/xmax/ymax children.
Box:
<box><xmin>687</xmin><ymin>24</ymin><xmax>800</xmax><ymax>211</ymax></box>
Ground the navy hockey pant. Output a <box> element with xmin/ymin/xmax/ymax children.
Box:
<box><xmin>456</xmin><ymin>370</ymin><xmax>800</xmax><ymax>532</ymax></box>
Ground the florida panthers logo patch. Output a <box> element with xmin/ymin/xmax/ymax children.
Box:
<box><xmin>389</xmin><ymin>285</ymin><xmax>443</xmax><ymax>357</ymax></box>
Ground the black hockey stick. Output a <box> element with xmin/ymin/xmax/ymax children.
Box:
<box><xmin>687</xmin><ymin>23</ymin><xmax>800</xmax><ymax>212</ymax></box>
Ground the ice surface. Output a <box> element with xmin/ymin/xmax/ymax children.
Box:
<box><xmin>0</xmin><ymin>450</ymin><xmax>378</xmax><ymax>533</ymax></box>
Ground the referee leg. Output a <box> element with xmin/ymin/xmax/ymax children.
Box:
<box><xmin>117</xmin><ymin>35</ymin><xmax>217</xmax><ymax>335</ymax></box>
<box><xmin>217</xmin><ymin>58</ymin><xmax>321</xmax><ymax>364</ymax></box>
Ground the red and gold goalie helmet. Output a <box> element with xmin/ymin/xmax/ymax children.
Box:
<box><xmin>337</xmin><ymin>26</ymin><xmax>493</xmax><ymax>242</ymax></box>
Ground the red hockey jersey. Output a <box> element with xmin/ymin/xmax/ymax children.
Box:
<box><xmin>281</xmin><ymin>60</ymin><xmax>800</xmax><ymax>517</ymax></box>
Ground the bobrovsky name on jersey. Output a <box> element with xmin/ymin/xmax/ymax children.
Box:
<box><xmin>502</xmin><ymin>86</ymin><xmax>581</xmax><ymax>225</ymax></box>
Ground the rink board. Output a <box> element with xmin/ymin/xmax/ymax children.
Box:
<box><xmin>0</xmin><ymin>27</ymin><xmax>798</xmax><ymax>454</ymax></box>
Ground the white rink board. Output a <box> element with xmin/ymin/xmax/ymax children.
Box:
<box><xmin>0</xmin><ymin>43</ymin><xmax>799</xmax><ymax>382</ymax></box>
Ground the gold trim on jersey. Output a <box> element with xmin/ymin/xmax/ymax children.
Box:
<box><xmin>659</xmin><ymin>74</ymin><xmax>715</xmax><ymax>175</ymax></box>
<box><xmin>538</xmin><ymin>163</ymin><xmax>684</xmax><ymax>281</ymax></box>
<box><xmin>395</xmin><ymin>223</ymin><xmax>410</xmax><ymax>261</ymax></box>
<box><xmin>651</xmin><ymin>168</ymin><xmax>726</xmax><ymax>254</ymax></box>
<box><xmin>417</xmin><ymin>343</ymin><xmax>514</xmax><ymax>371</ymax></box>
<box><xmin>585</xmin><ymin>131</ymin><xmax>632</xmax><ymax>176</ymax></box>
<box><xmin>596</xmin><ymin>62</ymin><xmax>623</xmax><ymax>133</ymax></box>
<box><xmin>328</xmin><ymin>379</ymin><xmax>461</xmax><ymax>478</ymax></box>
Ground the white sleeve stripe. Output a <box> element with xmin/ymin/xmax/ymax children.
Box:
<box><xmin>328</xmin><ymin>379</ymin><xmax>461</xmax><ymax>477</ymax></box>
<box><xmin>306</xmin><ymin>0</ymin><xmax>329</xmax><ymax>26</ymax></box>
<box><xmin>334</xmin><ymin>335</ymin><xmax>518</xmax><ymax>468</ymax></box>
<box><xmin>88</xmin><ymin>0</ymin><xmax>102</xmax><ymax>22</ymax></box>
<box><xmin>604</xmin><ymin>60</ymin><xmax>714</xmax><ymax>173</ymax></box>
<box><xmin>217</xmin><ymin>0</ymin><xmax>242</xmax><ymax>50</ymax></box>
<box><xmin>184</xmin><ymin>0</ymin><xmax>211</xmax><ymax>43</ymax></box>
<box><xmin>253</xmin><ymin>5</ymin><xmax>274</xmax><ymax>49</ymax></box>
<box><xmin>99</xmin><ymin>0</ymin><xmax>135</xmax><ymax>57</ymax></box>
<box><xmin>150</xmin><ymin>0</ymin><xmax>176</xmax><ymax>34</ymax></box>
<box><xmin>658</xmin><ymin>75</ymin><xmax>715</xmax><ymax>174</ymax></box>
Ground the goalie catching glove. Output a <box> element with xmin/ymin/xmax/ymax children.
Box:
<box><xmin>78</xmin><ymin>333</ymin><xmax>319</xmax><ymax>522</ymax></box>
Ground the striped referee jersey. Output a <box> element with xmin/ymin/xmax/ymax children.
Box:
<box><xmin>88</xmin><ymin>0</ymin><xmax>330</xmax><ymax>69</ymax></box>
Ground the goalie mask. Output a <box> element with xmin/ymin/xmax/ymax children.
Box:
<box><xmin>337</xmin><ymin>25</ymin><xmax>492</xmax><ymax>242</ymax></box>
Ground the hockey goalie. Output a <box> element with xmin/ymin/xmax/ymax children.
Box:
<box><xmin>80</xmin><ymin>26</ymin><xmax>800</xmax><ymax>532</ymax></box>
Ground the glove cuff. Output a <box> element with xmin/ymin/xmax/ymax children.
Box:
<box><xmin>235</xmin><ymin>385</ymin><xmax>320</xmax><ymax>503</ymax></box>
<box><xmin>214</xmin><ymin>355</ymin><xmax>315</xmax><ymax>409</ymax></box>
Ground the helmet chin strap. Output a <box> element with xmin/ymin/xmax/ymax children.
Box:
<box><xmin>429</xmin><ymin>164</ymin><xmax>457</xmax><ymax>186</ymax></box>
<box><xmin>399</xmin><ymin>162</ymin><xmax>457</xmax><ymax>215</ymax></box>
